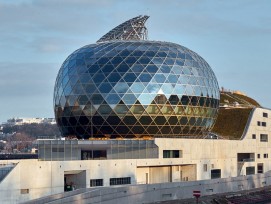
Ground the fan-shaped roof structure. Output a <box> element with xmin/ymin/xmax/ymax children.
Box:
<box><xmin>97</xmin><ymin>15</ymin><xmax>149</xmax><ymax>43</ymax></box>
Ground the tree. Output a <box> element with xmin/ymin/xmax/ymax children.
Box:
<box><xmin>6</xmin><ymin>133</ymin><xmax>34</xmax><ymax>153</ymax></box>
<box><xmin>2</xmin><ymin>123</ymin><xmax>61</xmax><ymax>138</ymax></box>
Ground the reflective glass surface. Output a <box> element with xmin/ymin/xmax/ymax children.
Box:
<box><xmin>54</xmin><ymin>41</ymin><xmax>220</xmax><ymax>139</ymax></box>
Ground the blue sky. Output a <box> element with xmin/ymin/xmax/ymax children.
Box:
<box><xmin>0</xmin><ymin>0</ymin><xmax>271</xmax><ymax>123</ymax></box>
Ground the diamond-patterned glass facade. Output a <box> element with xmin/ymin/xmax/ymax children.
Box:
<box><xmin>54</xmin><ymin>40</ymin><xmax>220</xmax><ymax>139</ymax></box>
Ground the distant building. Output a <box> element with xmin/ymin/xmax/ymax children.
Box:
<box><xmin>4</xmin><ymin>117</ymin><xmax>56</xmax><ymax>126</ymax></box>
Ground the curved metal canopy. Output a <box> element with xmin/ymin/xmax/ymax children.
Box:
<box><xmin>97</xmin><ymin>15</ymin><xmax>149</xmax><ymax>43</ymax></box>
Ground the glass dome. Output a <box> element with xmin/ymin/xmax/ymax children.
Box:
<box><xmin>54</xmin><ymin>40</ymin><xmax>220</xmax><ymax>139</ymax></box>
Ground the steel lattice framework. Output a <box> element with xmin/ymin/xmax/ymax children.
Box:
<box><xmin>97</xmin><ymin>15</ymin><xmax>149</xmax><ymax>43</ymax></box>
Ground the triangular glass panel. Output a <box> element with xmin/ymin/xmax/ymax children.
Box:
<box><xmin>130</xmin><ymin>82</ymin><xmax>145</xmax><ymax>94</ymax></box>
<box><xmin>154</xmin><ymin>74</ymin><xmax>166</xmax><ymax>83</ymax></box>
<box><xmin>114</xmin><ymin>104</ymin><xmax>129</xmax><ymax>115</ymax></box>
<box><xmin>130</xmin><ymin>104</ymin><xmax>145</xmax><ymax>115</ymax></box>
<box><xmin>185</xmin><ymin>85</ymin><xmax>194</xmax><ymax>95</ymax></box>
<box><xmin>161</xmin><ymin>84</ymin><xmax>173</xmax><ymax>95</ymax></box>
<box><xmin>122</xmin><ymin>94</ymin><xmax>137</xmax><ymax>105</ymax></box>
<box><xmin>107</xmin><ymin>72</ymin><xmax>122</xmax><ymax>83</ymax></box>
<box><xmin>138</xmin><ymin>73</ymin><xmax>152</xmax><ymax>83</ymax></box>
<box><xmin>116</xmin><ymin>62</ymin><xmax>130</xmax><ymax>73</ymax></box>
<box><xmin>161</xmin><ymin>105</ymin><xmax>174</xmax><ymax>115</ymax></box>
<box><xmin>138</xmin><ymin>93</ymin><xmax>155</xmax><ymax>105</ymax></box>
<box><xmin>131</xmin><ymin>63</ymin><xmax>145</xmax><ymax>73</ymax></box>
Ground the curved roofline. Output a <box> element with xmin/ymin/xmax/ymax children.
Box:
<box><xmin>97</xmin><ymin>15</ymin><xmax>149</xmax><ymax>43</ymax></box>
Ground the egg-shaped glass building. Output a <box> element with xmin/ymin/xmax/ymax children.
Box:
<box><xmin>54</xmin><ymin>16</ymin><xmax>220</xmax><ymax>139</ymax></box>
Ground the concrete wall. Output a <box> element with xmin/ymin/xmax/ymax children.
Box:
<box><xmin>136</xmin><ymin>167</ymin><xmax>149</xmax><ymax>184</ymax></box>
<box><xmin>149</xmin><ymin>166</ymin><xmax>171</xmax><ymax>183</ymax></box>
<box><xmin>181</xmin><ymin>165</ymin><xmax>196</xmax><ymax>181</ymax></box>
<box><xmin>29</xmin><ymin>171</ymin><xmax>271</xmax><ymax>204</ymax></box>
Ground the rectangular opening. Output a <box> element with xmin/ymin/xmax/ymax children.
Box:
<box><xmin>172</xmin><ymin>150</ymin><xmax>180</xmax><ymax>158</ymax></box>
<box><xmin>262</xmin><ymin>122</ymin><xmax>267</xmax><ymax>127</ymax></box>
<box><xmin>90</xmin><ymin>179</ymin><xmax>103</xmax><ymax>187</ymax></box>
<box><xmin>237</xmin><ymin>153</ymin><xmax>255</xmax><ymax>162</ymax></box>
<box><xmin>110</xmin><ymin>177</ymin><xmax>131</xmax><ymax>186</ymax></box>
<box><xmin>263</xmin><ymin>112</ymin><xmax>268</xmax><ymax>118</ymax></box>
<box><xmin>264</xmin><ymin>154</ymin><xmax>268</xmax><ymax>158</ymax></box>
<box><xmin>203</xmin><ymin>164</ymin><xmax>207</xmax><ymax>172</ymax></box>
<box><xmin>81</xmin><ymin>150</ymin><xmax>107</xmax><ymax>160</ymax></box>
<box><xmin>260</xmin><ymin>134</ymin><xmax>268</xmax><ymax>142</ymax></box>
<box><xmin>20</xmin><ymin>189</ymin><xmax>29</xmax><ymax>194</ymax></box>
<box><xmin>163</xmin><ymin>150</ymin><xmax>182</xmax><ymax>158</ymax></box>
<box><xmin>257</xmin><ymin>163</ymin><xmax>264</xmax><ymax>174</ymax></box>
<box><xmin>257</xmin><ymin>121</ymin><xmax>261</xmax><ymax>126</ymax></box>
<box><xmin>163</xmin><ymin>150</ymin><xmax>170</xmax><ymax>158</ymax></box>
<box><xmin>246</xmin><ymin>166</ymin><xmax>255</xmax><ymax>175</ymax></box>
<box><xmin>211</xmin><ymin>169</ymin><xmax>221</xmax><ymax>179</ymax></box>
<box><xmin>252</xmin><ymin>134</ymin><xmax>256</xmax><ymax>139</ymax></box>
<box><xmin>64</xmin><ymin>170</ymin><xmax>86</xmax><ymax>191</ymax></box>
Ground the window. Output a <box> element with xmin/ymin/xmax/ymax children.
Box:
<box><xmin>252</xmin><ymin>134</ymin><xmax>256</xmax><ymax>139</ymax></box>
<box><xmin>257</xmin><ymin>163</ymin><xmax>264</xmax><ymax>173</ymax></box>
<box><xmin>163</xmin><ymin>150</ymin><xmax>182</xmax><ymax>158</ymax></box>
<box><xmin>211</xmin><ymin>169</ymin><xmax>221</xmax><ymax>179</ymax></box>
<box><xmin>258</xmin><ymin>154</ymin><xmax>260</xmax><ymax>159</ymax></box>
<box><xmin>246</xmin><ymin>167</ymin><xmax>255</xmax><ymax>175</ymax></box>
<box><xmin>257</xmin><ymin>121</ymin><xmax>267</xmax><ymax>127</ymax></box>
<box><xmin>163</xmin><ymin>150</ymin><xmax>170</xmax><ymax>158</ymax></box>
<box><xmin>110</xmin><ymin>177</ymin><xmax>131</xmax><ymax>186</ymax></box>
<box><xmin>203</xmin><ymin>164</ymin><xmax>207</xmax><ymax>172</ymax></box>
<box><xmin>173</xmin><ymin>150</ymin><xmax>180</xmax><ymax>158</ymax></box>
<box><xmin>264</xmin><ymin>154</ymin><xmax>268</xmax><ymax>158</ymax></box>
<box><xmin>90</xmin><ymin>179</ymin><xmax>103</xmax><ymax>187</ymax></box>
<box><xmin>263</xmin><ymin>112</ymin><xmax>268</xmax><ymax>118</ymax></box>
<box><xmin>20</xmin><ymin>189</ymin><xmax>29</xmax><ymax>194</ymax></box>
<box><xmin>81</xmin><ymin>150</ymin><xmax>107</xmax><ymax>160</ymax></box>
<box><xmin>260</xmin><ymin>134</ymin><xmax>268</xmax><ymax>142</ymax></box>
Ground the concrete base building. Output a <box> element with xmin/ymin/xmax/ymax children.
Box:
<box><xmin>0</xmin><ymin>107</ymin><xmax>271</xmax><ymax>203</ymax></box>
